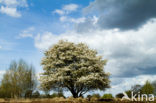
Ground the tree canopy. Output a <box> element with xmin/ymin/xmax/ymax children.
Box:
<box><xmin>40</xmin><ymin>40</ymin><xmax>110</xmax><ymax>98</ymax></box>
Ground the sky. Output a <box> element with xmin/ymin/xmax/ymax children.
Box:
<box><xmin>0</xmin><ymin>0</ymin><xmax>156</xmax><ymax>96</ymax></box>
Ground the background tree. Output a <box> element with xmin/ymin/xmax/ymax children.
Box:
<box><xmin>51</xmin><ymin>92</ymin><xmax>65</xmax><ymax>98</ymax></box>
<box><xmin>32</xmin><ymin>91</ymin><xmax>40</xmax><ymax>98</ymax></box>
<box><xmin>40</xmin><ymin>40</ymin><xmax>110</xmax><ymax>98</ymax></box>
<box><xmin>141</xmin><ymin>80</ymin><xmax>154</xmax><ymax>95</ymax></box>
<box><xmin>125</xmin><ymin>90</ymin><xmax>131</xmax><ymax>98</ymax></box>
<box><xmin>0</xmin><ymin>74</ymin><xmax>12</xmax><ymax>98</ymax></box>
<box><xmin>152</xmin><ymin>80</ymin><xmax>156</xmax><ymax>95</ymax></box>
<box><xmin>115</xmin><ymin>93</ymin><xmax>124</xmax><ymax>98</ymax></box>
<box><xmin>131</xmin><ymin>84</ymin><xmax>142</xmax><ymax>94</ymax></box>
<box><xmin>41</xmin><ymin>87</ymin><xmax>51</xmax><ymax>98</ymax></box>
<box><xmin>0</xmin><ymin>60</ymin><xmax>37</xmax><ymax>98</ymax></box>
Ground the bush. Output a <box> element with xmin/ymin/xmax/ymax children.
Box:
<box><xmin>51</xmin><ymin>92</ymin><xmax>65</xmax><ymax>98</ymax></box>
<box><xmin>32</xmin><ymin>91</ymin><xmax>40</xmax><ymax>98</ymax></box>
<box><xmin>116</xmin><ymin>93</ymin><xmax>124</xmax><ymax>98</ymax></box>
<box><xmin>25</xmin><ymin>90</ymin><xmax>33</xmax><ymax>98</ymax></box>
<box><xmin>101</xmin><ymin>94</ymin><xmax>113</xmax><ymax>99</ymax></box>
<box><xmin>91</xmin><ymin>93</ymin><xmax>101</xmax><ymax>99</ymax></box>
<box><xmin>125</xmin><ymin>90</ymin><xmax>132</xmax><ymax>98</ymax></box>
<box><xmin>57</xmin><ymin>92</ymin><xmax>64</xmax><ymax>97</ymax></box>
<box><xmin>87</xmin><ymin>95</ymin><xmax>92</xmax><ymax>101</ymax></box>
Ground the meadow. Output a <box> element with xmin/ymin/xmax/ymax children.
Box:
<box><xmin>0</xmin><ymin>98</ymin><xmax>154</xmax><ymax>103</ymax></box>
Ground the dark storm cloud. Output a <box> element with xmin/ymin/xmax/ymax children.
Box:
<box><xmin>84</xmin><ymin>0</ymin><xmax>156</xmax><ymax>30</ymax></box>
<box><xmin>115</xmin><ymin>67</ymin><xmax>156</xmax><ymax>77</ymax></box>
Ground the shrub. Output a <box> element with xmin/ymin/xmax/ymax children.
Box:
<box><xmin>87</xmin><ymin>95</ymin><xmax>92</xmax><ymax>101</ymax></box>
<box><xmin>125</xmin><ymin>90</ymin><xmax>132</xmax><ymax>98</ymax></box>
<box><xmin>116</xmin><ymin>93</ymin><xmax>124</xmax><ymax>98</ymax></box>
<box><xmin>32</xmin><ymin>91</ymin><xmax>40</xmax><ymax>98</ymax></box>
<box><xmin>91</xmin><ymin>93</ymin><xmax>101</xmax><ymax>99</ymax></box>
<box><xmin>51</xmin><ymin>92</ymin><xmax>65</xmax><ymax>98</ymax></box>
<box><xmin>25</xmin><ymin>90</ymin><xmax>33</xmax><ymax>98</ymax></box>
<box><xmin>57</xmin><ymin>92</ymin><xmax>64</xmax><ymax>97</ymax></box>
<box><xmin>101</xmin><ymin>93</ymin><xmax>113</xmax><ymax>99</ymax></box>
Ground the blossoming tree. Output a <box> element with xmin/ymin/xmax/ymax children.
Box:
<box><xmin>40</xmin><ymin>40</ymin><xmax>110</xmax><ymax>98</ymax></box>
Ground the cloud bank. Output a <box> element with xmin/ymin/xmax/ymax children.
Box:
<box><xmin>35</xmin><ymin>19</ymin><xmax>156</xmax><ymax>78</ymax></box>
<box><xmin>83</xmin><ymin>0</ymin><xmax>156</xmax><ymax>30</ymax></box>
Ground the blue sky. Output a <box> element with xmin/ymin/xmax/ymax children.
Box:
<box><xmin>0</xmin><ymin>0</ymin><xmax>93</xmax><ymax>70</ymax></box>
<box><xmin>1</xmin><ymin>0</ymin><xmax>156</xmax><ymax>96</ymax></box>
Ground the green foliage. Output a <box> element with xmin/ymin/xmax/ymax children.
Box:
<box><xmin>91</xmin><ymin>93</ymin><xmax>101</xmax><ymax>99</ymax></box>
<box><xmin>0</xmin><ymin>60</ymin><xmax>37</xmax><ymax>98</ymax></box>
<box><xmin>41</xmin><ymin>87</ymin><xmax>50</xmax><ymax>97</ymax></box>
<box><xmin>87</xmin><ymin>95</ymin><xmax>92</xmax><ymax>98</ymax></box>
<box><xmin>51</xmin><ymin>92</ymin><xmax>64</xmax><ymax>98</ymax></box>
<box><xmin>57</xmin><ymin>92</ymin><xmax>65</xmax><ymax>98</ymax></box>
<box><xmin>0</xmin><ymin>85</ymin><xmax>12</xmax><ymax>98</ymax></box>
<box><xmin>40</xmin><ymin>40</ymin><xmax>110</xmax><ymax>98</ymax></box>
<box><xmin>152</xmin><ymin>80</ymin><xmax>156</xmax><ymax>95</ymax></box>
<box><xmin>141</xmin><ymin>80</ymin><xmax>154</xmax><ymax>95</ymax></box>
<box><xmin>50</xmin><ymin>93</ymin><xmax>58</xmax><ymax>98</ymax></box>
<box><xmin>131</xmin><ymin>84</ymin><xmax>142</xmax><ymax>94</ymax></box>
<box><xmin>101</xmin><ymin>94</ymin><xmax>113</xmax><ymax>99</ymax></box>
<box><xmin>115</xmin><ymin>93</ymin><xmax>124</xmax><ymax>98</ymax></box>
<box><xmin>32</xmin><ymin>91</ymin><xmax>40</xmax><ymax>98</ymax></box>
<box><xmin>125</xmin><ymin>90</ymin><xmax>131</xmax><ymax>98</ymax></box>
<box><xmin>87</xmin><ymin>95</ymin><xmax>92</xmax><ymax>101</ymax></box>
<box><xmin>25</xmin><ymin>90</ymin><xmax>33</xmax><ymax>98</ymax></box>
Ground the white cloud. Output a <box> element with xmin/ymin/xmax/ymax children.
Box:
<box><xmin>0</xmin><ymin>70</ymin><xmax>5</xmax><ymax>75</ymax></box>
<box><xmin>75</xmin><ymin>16</ymin><xmax>99</xmax><ymax>33</ymax></box>
<box><xmin>107</xmin><ymin>74</ymin><xmax>156</xmax><ymax>96</ymax></box>
<box><xmin>0</xmin><ymin>45</ymin><xmax>2</xmax><ymax>49</ymax></box>
<box><xmin>2</xmin><ymin>0</ymin><xmax>17</xmax><ymax>6</ymax></box>
<box><xmin>0</xmin><ymin>0</ymin><xmax>28</xmax><ymax>17</ymax></box>
<box><xmin>71</xmin><ymin>17</ymin><xmax>86</xmax><ymax>23</ymax></box>
<box><xmin>63</xmin><ymin>4</ymin><xmax>78</xmax><ymax>12</ymax></box>
<box><xmin>53</xmin><ymin>3</ymin><xmax>78</xmax><ymax>15</ymax></box>
<box><xmin>0</xmin><ymin>0</ymin><xmax>28</xmax><ymax>7</ymax></box>
<box><xmin>60</xmin><ymin>16</ymin><xmax>67</xmax><ymax>22</ymax></box>
<box><xmin>19</xmin><ymin>33</ymin><xmax>33</xmax><ymax>38</ymax></box>
<box><xmin>53</xmin><ymin>9</ymin><xmax>64</xmax><ymax>15</ymax></box>
<box><xmin>18</xmin><ymin>27</ymin><xmax>35</xmax><ymax>38</ymax></box>
<box><xmin>35</xmin><ymin>32</ymin><xmax>58</xmax><ymax>50</ymax></box>
<box><xmin>34</xmin><ymin>19</ymin><xmax>156</xmax><ymax>78</ymax></box>
<box><xmin>0</xmin><ymin>6</ymin><xmax>21</xmax><ymax>17</ymax></box>
<box><xmin>88</xmin><ymin>74</ymin><xmax>156</xmax><ymax>96</ymax></box>
<box><xmin>53</xmin><ymin>3</ymin><xmax>81</xmax><ymax>25</ymax></box>
<box><xmin>60</xmin><ymin>16</ymin><xmax>86</xmax><ymax>23</ymax></box>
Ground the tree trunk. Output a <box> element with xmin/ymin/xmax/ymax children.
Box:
<box><xmin>73</xmin><ymin>93</ymin><xmax>79</xmax><ymax>98</ymax></box>
<box><xmin>70</xmin><ymin>89</ymin><xmax>79</xmax><ymax>98</ymax></box>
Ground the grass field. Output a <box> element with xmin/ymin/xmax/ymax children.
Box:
<box><xmin>0</xmin><ymin>98</ymin><xmax>155</xmax><ymax>103</ymax></box>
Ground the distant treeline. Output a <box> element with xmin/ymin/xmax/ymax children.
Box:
<box><xmin>1</xmin><ymin>59</ymin><xmax>156</xmax><ymax>99</ymax></box>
